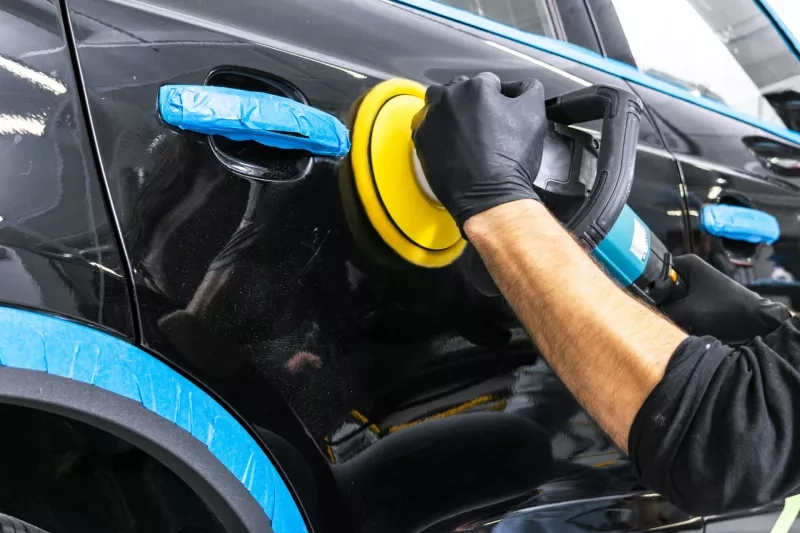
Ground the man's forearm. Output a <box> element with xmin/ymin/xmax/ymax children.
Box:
<box><xmin>465</xmin><ymin>200</ymin><xmax>687</xmax><ymax>449</ymax></box>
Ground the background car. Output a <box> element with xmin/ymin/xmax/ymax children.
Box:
<box><xmin>2</xmin><ymin>0</ymin><xmax>800</xmax><ymax>532</ymax></box>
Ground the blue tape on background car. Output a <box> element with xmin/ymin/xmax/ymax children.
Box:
<box><xmin>393</xmin><ymin>0</ymin><xmax>800</xmax><ymax>148</ymax></box>
<box><xmin>701</xmin><ymin>204</ymin><xmax>780</xmax><ymax>244</ymax></box>
<box><xmin>159</xmin><ymin>85</ymin><xmax>351</xmax><ymax>157</ymax></box>
<box><xmin>592</xmin><ymin>205</ymin><xmax>650</xmax><ymax>286</ymax></box>
<box><xmin>0</xmin><ymin>306</ymin><xmax>307</xmax><ymax>533</ymax></box>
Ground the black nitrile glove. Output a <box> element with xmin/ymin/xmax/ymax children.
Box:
<box><xmin>662</xmin><ymin>255</ymin><xmax>792</xmax><ymax>344</ymax></box>
<box><xmin>412</xmin><ymin>72</ymin><xmax>547</xmax><ymax>230</ymax></box>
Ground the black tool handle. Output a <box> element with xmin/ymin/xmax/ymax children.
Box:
<box><xmin>658</xmin><ymin>265</ymin><xmax>689</xmax><ymax>305</ymax></box>
<box><xmin>545</xmin><ymin>85</ymin><xmax>643</xmax><ymax>249</ymax></box>
<box><xmin>645</xmin><ymin>253</ymin><xmax>689</xmax><ymax>306</ymax></box>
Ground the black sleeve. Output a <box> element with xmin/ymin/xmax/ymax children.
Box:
<box><xmin>629</xmin><ymin>315</ymin><xmax>800</xmax><ymax>515</ymax></box>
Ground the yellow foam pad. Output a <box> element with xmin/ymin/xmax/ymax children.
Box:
<box><xmin>371</xmin><ymin>95</ymin><xmax>461</xmax><ymax>250</ymax></box>
<box><xmin>350</xmin><ymin>79</ymin><xmax>466</xmax><ymax>268</ymax></box>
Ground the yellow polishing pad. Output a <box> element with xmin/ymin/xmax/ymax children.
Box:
<box><xmin>351</xmin><ymin>79</ymin><xmax>466</xmax><ymax>268</ymax></box>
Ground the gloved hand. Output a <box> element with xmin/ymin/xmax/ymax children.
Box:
<box><xmin>412</xmin><ymin>72</ymin><xmax>547</xmax><ymax>230</ymax></box>
<box><xmin>662</xmin><ymin>254</ymin><xmax>792</xmax><ymax>344</ymax></box>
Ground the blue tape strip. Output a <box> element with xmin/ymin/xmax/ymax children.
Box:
<box><xmin>0</xmin><ymin>306</ymin><xmax>307</xmax><ymax>533</ymax></box>
<box><xmin>159</xmin><ymin>85</ymin><xmax>351</xmax><ymax>158</ymax></box>
<box><xmin>393</xmin><ymin>0</ymin><xmax>800</xmax><ymax>148</ymax></box>
<box><xmin>592</xmin><ymin>205</ymin><xmax>650</xmax><ymax>286</ymax></box>
<box><xmin>754</xmin><ymin>0</ymin><xmax>800</xmax><ymax>65</ymax></box>
<box><xmin>701</xmin><ymin>204</ymin><xmax>780</xmax><ymax>244</ymax></box>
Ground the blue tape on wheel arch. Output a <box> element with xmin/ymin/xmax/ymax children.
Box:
<box><xmin>159</xmin><ymin>85</ymin><xmax>351</xmax><ymax>158</ymax></box>
<box><xmin>701</xmin><ymin>204</ymin><xmax>780</xmax><ymax>244</ymax></box>
<box><xmin>392</xmin><ymin>0</ymin><xmax>800</xmax><ymax>149</ymax></box>
<box><xmin>592</xmin><ymin>205</ymin><xmax>650</xmax><ymax>287</ymax></box>
<box><xmin>0</xmin><ymin>306</ymin><xmax>307</xmax><ymax>533</ymax></box>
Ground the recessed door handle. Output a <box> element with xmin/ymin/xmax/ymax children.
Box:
<box><xmin>158</xmin><ymin>84</ymin><xmax>350</xmax><ymax>181</ymax></box>
<box><xmin>158</xmin><ymin>84</ymin><xmax>350</xmax><ymax>156</ymax></box>
<box><xmin>743</xmin><ymin>135</ymin><xmax>800</xmax><ymax>177</ymax></box>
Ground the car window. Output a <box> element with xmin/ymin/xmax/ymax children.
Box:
<box><xmin>611</xmin><ymin>0</ymin><xmax>800</xmax><ymax>130</ymax></box>
<box><xmin>434</xmin><ymin>0</ymin><xmax>557</xmax><ymax>39</ymax></box>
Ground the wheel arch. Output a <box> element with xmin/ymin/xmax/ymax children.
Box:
<box><xmin>0</xmin><ymin>305</ymin><xmax>308</xmax><ymax>533</ymax></box>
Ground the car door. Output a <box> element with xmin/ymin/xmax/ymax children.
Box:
<box><xmin>63</xmin><ymin>0</ymin><xmax>690</xmax><ymax>531</ymax></box>
<box><xmin>601</xmin><ymin>0</ymin><xmax>800</xmax><ymax>308</ymax></box>
<box><xmin>593</xmin><ymin>1</ymin><xmax>800</xmax><ymax>532</ymax></box>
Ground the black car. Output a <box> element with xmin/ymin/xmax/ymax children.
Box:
<box><xmin>2</xmin><ymin>0</ymin><xmax>800</xmax><ymax>532</ymax></box>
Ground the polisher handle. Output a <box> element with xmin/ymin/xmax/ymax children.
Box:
<box><xmin>545</xmin><ymin>85</ymin><xmax>643</xmax><ymax>249</ymax></box>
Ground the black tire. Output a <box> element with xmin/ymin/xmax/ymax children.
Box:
<box><xmin>0</xmin><ymin>513</ymin><xmax>48</xmax><ymax>533</ymax></box>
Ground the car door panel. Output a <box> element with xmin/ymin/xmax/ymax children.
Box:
<box><xmin>591</xmin><ymin>2</ymin><xmax>800</xmax><ymax>531</ymax></box>
<box><xmin>594</xmin><ymin>0</ymin><xmax>800</xmax><ymax>301</ymax></box>
<box><xmin>633</xmin><ymin>82</ymin><xmax>800</xmax><ymax>299</ymax></box>
<box><xmin>65</xmin><ymin>0</ymin><xmax>690</xmax><ymax>531</ymax></box>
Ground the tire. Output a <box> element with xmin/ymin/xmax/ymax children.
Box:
<box><xmin>0</xmin><ymin>513</ymin><xmax>48</xmax><ymax>533</ymax></box>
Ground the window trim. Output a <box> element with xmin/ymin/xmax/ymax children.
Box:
<box><xmin>553</xmin><ymin>0</ymin><xmax>606</xmax><ymax>56</ymax></box>
<box><xmin>753</xmin><ymin>0</ymin><xmax>800</xmax><ymax>65</ymax></box>
<box><xmin>393</xmin><ymin>0</ymin><xmax>800</xmax><ymax>147</ymax></box>
<box><xmin>585</xmin><ymin>0</ymin><xmax>636</xmax><ymax>67</ymax></box>
<box><xmin>543</xmin><ymin>0</ymin><xmax>568</xmax><ymax>41</ymax></box>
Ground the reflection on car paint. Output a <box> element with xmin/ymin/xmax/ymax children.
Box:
<box><xmin>0</xmin><ymin>0</ymin><xmax>133</xmax><ymax>338</ymax></box>
<box><xmin>0</xmin><ymin>54</ymin><xmax>68</xmax><ymax>95</ymax></box>
<box><xmin>58</xmin><ymin>0</ymin><xmax>694</xmax><ymax>530</ymax></box>
<box><xmin>0</xmin><ymin>0</ymin><xmax>795</xmax><ymax>531</ymax></box>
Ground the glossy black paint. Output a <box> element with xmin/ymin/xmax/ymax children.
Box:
<box><xmin>62</xmin><ymin>0</ymin><xmax>688</xmax><ymax>531</ymax></box>
<box><xmin>634</xmin><ymin>84</ymin><xmax>800</xmax><ymax>303</ymax></box>
<box><xmin>3</xmin><ymin>0</ymin><xmax>800</xmax><ymax>533</ymax></box>
<box><xmin>454</xmin><ymin>493</ymin><xmax>702</xmax><ymax>533</ymax></box>
<box><xmin>0</xmin><ymin>0</ymin><xmax>132</xmax><ymax>338</ymax></box>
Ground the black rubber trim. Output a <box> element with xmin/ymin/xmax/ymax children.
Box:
<box><xmin>0</xmin><ymin>367</ymin><xmax>272</xmax><ymax>533</ymax></box>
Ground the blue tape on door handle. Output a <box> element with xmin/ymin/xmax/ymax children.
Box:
<box><xmin>701</xmin><ymin>204</ymin><xmax>780</xmax><ymax>244</ymax></box>
<box><xmin>0</xmin><ymin>306</ymin><xmax>307</xmax><ymax>533</ymax></box>
<box><xmin>159</xmin><ymin>85</ymin><xmax>351</xmax><ymax>158</ymax></box>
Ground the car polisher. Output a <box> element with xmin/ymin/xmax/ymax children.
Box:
<box><xmin>343</xmin><ymin>78</ymin><xmax>687</xmax><ymax>305</ymax></box>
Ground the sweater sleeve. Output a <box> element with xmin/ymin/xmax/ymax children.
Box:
<box><xmin>629</xmin><ymin>315</ymin><xmax>800</xmax><ymax>515</ymax></box>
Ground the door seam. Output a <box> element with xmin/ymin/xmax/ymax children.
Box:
<box><xmin>57</xmin><ymin>0</ymin><xmax>144</xmax><ymax>343</ymax></box>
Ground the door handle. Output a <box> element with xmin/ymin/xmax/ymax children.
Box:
<box><xmin>158</xmin><ymin>83</ymin><xmax>350</xmax><ymax>181</ymax></box>
<box><xmin>700</xmin><ymin>203</ymin><xmax>780</xmax><ymax>266</ymax></box>
<box><xmin>743</xmin><ymin>136</ymin><xmax>800</xmax><ymax>177</ymax></box>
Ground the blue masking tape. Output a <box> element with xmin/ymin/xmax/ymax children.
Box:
<box><xmin>701</xmin><ymin>204</ymin><xmax>780</xmax><ymax>244</ymax></box>
<box><xmin>754</xmin><ymin>0</ymin><xmax>800</xmax><ymax>64</ymax></box>
<box><xmin>159</xmin><ymin>85</ymin><xmax>351</xmax><ymax>158</ymax></box>
<box><xmin>393</xmin><ymin>0</ymin><xmax>800</xmax><ymax>148</ymax></box>
<box><xmin>0</xmin><ymin>306</ymin><xmax>307</xmax><ymax>533</ymax></box>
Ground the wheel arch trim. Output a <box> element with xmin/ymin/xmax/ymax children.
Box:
<box><xmin>0</xmin><ymin>305</ymin><xmax>307</xmax><ymax>533</ymax></box>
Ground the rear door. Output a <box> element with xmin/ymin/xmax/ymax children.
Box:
<box><xmin>604</xmin><ymin>0</ymin><xmax>800</xmax><ymax>306</ymax></box>
<box><xmin>62</xmin><ymin>0</ymin><xmax>688</xmax><ymax>531</ymax></box>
